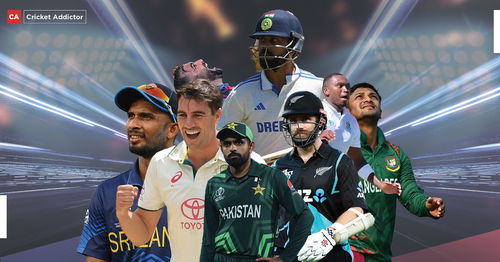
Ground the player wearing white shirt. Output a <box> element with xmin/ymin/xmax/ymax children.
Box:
<box><xmin>322</xmin><ymin>73</ymin><xmax>401</xmax><ymax>195</ymax></box>
<box><xmin>220</xmin><ymin>9</ymin><xmax>323</xmax><ymax>156</ymax></box>
<box><xmin>221</xmin><ymin>66</ymin><xmax>323</xmax><ymax>155</ymax></box>
<box><xmin>115</xmin><ymin>80</ymin><xmax>264</xmax><ymax>262</ymax></box>
<box><xmin>138</xmin><ymin>140</ymin><xmax>225</xmax><ymax>262</ymax></box>
<box><xmin>322</xmin><ymin>99</ymin><xmax>361</xmax><ymax>154</ymax></box>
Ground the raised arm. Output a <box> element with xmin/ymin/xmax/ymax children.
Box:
<box><xmin>115</xmin><ymin>185</ymin><xmax>162</xmax><ymax>246</ymax></box>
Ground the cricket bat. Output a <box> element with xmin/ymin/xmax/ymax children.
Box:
<box><xmin>262</xmin><ymin>147</ymin><xmax>293</xmax><ymax>165</ymax></box>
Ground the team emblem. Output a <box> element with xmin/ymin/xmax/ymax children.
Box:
<box><xmin>226</xmin><ymin>122</ymin><xmax>238</xmax><ymax>129</ymax></box>
<box><xmin>315</xmin><ymin>166</ymin><xmax>332</xmax><ymax>178</ymax></box>
<box><xmin>385</xmin><ymin>156</ymin><xmax>400</xmax><ymax>172</ymax></box>
<box><xmin>214</xmin><ymin>187</ymin><xmax>225</xmax><ymax>202</ymax></box>
<box><xmin>252</xmin><ymin>183</ymin><xmax>266</xmax><ymax>195</ymax></box>
<box><xmin>346</xmin><ymin>121</ymin><xmax>351</xmax><ymax>131</ymax></box>
<box><xmin>261</xmin><ymin>18</ymin><xmax>273</xmax><ymax>30</ymax></box>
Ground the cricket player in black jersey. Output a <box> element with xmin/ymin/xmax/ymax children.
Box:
<box><xmin>274</xmin><ymin>91</ymin><xmax>374</xmax><ymax>262</ymax></box>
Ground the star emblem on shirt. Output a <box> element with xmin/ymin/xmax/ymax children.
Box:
<box><xmin>227</xmin><ymin>122</ymin><xmax>238</xmax><ymax>129</ymax></box>
<box><xmin>252</xmin><ymin>183</ymin><xmax>266</xmax><ymax>195</ymax></box>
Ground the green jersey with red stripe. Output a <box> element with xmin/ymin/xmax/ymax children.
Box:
<box><xmin>348</xmin><ymin>128</ymin><xmax>432</xmax><ymax>262</ymax></box>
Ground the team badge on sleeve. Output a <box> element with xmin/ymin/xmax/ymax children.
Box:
<box><xmin>385</xmin><ymin>156</ymin><xmax>400</xmax><ymax>172</ymax></box>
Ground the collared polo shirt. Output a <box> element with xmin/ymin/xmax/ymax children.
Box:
<box><xmin>220</xmin><ymin>65</ymin><xmax>324</xmax><ymax>155</ymax></box>
<box><xmin>349</xmin><ymin>128</ymin><xmax>430</xmax><ymax>262</ymax></box>
<box><xmin>138</xmin><ymin>141</ymin><xmax>228</xmax><ymax>262</ymax></box>
<box><xmin>322</xmin><ymin>100</ymin><xmax>361</xmax><ymax>154</ymax></box>
<box><xmin>274</xmin><ymin>142</ymin><xmax>368</xmax><ymax>261</ymax></box>
<box><xmin>200</xmin><ymin>160</ymin><xmax>312</xmax><ymax>262</ymax></box>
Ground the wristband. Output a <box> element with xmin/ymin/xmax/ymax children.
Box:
<box><xmin>358</xmin><ymin>164</ymin><xmax>374</xmax><ymax>180</ymax></box>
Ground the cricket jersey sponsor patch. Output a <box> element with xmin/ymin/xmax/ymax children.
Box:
<box><xmin>256</xmin><ymin>120</ymin><xmax>286</xmax><ymax>133</ymax></box>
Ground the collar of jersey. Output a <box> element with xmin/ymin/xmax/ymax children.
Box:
<box><xmin>322</xmin><ymin>99</ymin><xmax>347</xmax><ymax>120</ymax></box>
<box><xmin>360</xmin><ymin>127</ymin><xmax>387</xmax><ymax>152</ymax></box>
<box><xmin>260</xmin><ymin>63</ymin><xmax>300</xmax><ymax>91</ymax></box>
<box><xmin>168</xmin><ymin>140</ymin><xmax>225</xmax><ymax>165</ymax></box>
<box><xmin>125</xmin><ymin>160</ymin><xmax>143</xmax><ymax>187</ymax></box>
<box><xmin>224</xmin><ymin>159</ymin><xmax>259</xmax><ymax>182</ymax></box>
<box><xmin>291</xmin><ymin>141</ymin><xmax>328</xmax><ymax>160</ymax></box>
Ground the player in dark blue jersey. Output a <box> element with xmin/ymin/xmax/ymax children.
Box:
<box><xmin>77</xmin><ymin>83</ymin><xmax>178</xmax><ymax>262</ymax></box>
<box><xmin>274</xmin><ymin>91</ymin><xmax>374</xmax><ymax>262</ymax></box>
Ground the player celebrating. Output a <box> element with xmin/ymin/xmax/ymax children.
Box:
<box><xmin>172</xmin><ymin>59</ymin><xmax>235</xmax><ymax>99</ymax></box>
<box><xmin>274</xmin><ymin>91</ymin><xmax>374</xmax><ymax>261</ymax></box>
<box><xmin>77</xmin><ymin>83</ymin><xmax>178</xmax><ymax>261</ymax></box>
<box><xmin>347</xmin><ymin>82</ymin><xmax>445</xmax><ymax>262</ymax></box>
<box><xmin>321</xmin><ymin>73</ymin><xmax>401</xmax><ymax>195</ymax></box>
<box><xmin>201</xmin><ymin>122</ymin><xmax>313</xmax><ymax>262</ymax></box>
<box><xmin>220</xmin><ymin>9</ymin><xmax>324</xmax><ymax>155</ymax></box>
<box><xmin>115</xmin><ymin>80</ymin><xmax>264</xmax><ymax>262</ymax></box>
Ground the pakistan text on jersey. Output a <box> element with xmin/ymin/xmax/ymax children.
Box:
<box><xmin>256</xmin><ymin>121</ymin><xmax>285</xmax><ymax>133</ymax></box>
<box><xmin>108</xmin><ymin>226</ymin><xmax>169</xmax><ymax>252</ymax></box>
<box><xmin>219</xmin><ymin>204</ymin><xmax>262</xmax><ymax>220</ymax></box>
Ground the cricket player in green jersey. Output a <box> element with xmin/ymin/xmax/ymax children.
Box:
<box><xmin>347</xmin><ymin>83</ymin><xmax>446</xmax><ymax>262</ymax></box>
<box><xmin>201</xmin><ymin>122</ymin><xmax>313</xmax><ymax>262</ymax></box>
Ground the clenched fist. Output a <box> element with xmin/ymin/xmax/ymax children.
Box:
<box><xmin>116</xmin><ymin>185</ymin><xmax>139</xmax><ymax>216</ymax></box>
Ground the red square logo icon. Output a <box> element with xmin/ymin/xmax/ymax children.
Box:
<box><xmin>7</xmin><ymin>10</ymin><xmax>22</xmax><ymax>24</ymax></box>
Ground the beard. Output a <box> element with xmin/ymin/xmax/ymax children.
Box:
<box><xmin>128</xmin><ymin>131</ymin><xmax>167</xmax><ymax>159</ymax></box>
<box><xmin>225</xmin><ymin>152</ymin><xmax>250</xmax><ymax>169</ymax></box>
<box><xmin>259</xmin><ymin>49</ymin><xmax>289</xmax><ymax>70</ymax></box>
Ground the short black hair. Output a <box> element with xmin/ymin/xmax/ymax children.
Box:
<box><xmin>323</xmin><ymin>72</ymin><xmax>344</xmax><ymax>85</ymax></box>
<box><xmin>350</xmin><ymin>82</ymin><xmax>382</xmax><ymax>102</ymax></box>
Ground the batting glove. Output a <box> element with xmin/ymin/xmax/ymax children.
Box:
<box><xmin>297</xmin><ymin>229</ymin><xmax>336</xmax><ymax>261</ymax></box>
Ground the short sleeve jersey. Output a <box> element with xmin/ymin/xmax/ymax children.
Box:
<box><xmin>220</xmin><ymin>65</ymin><xmax>324</xmax><ymax>155</ymax></box>
<box><xmin>138</xmin><ymin>141</ymin><xmax>228</xmax><ymax>262</ymax></box>
<box><xmin>77</xmin><ymin>162</ymin><xmax>171</xmax><ymax>261</ymax></box>
<box><xmin>322</xmin><ymin>100</ymin><xmax>361</xmax><ymax>154</ymax></box>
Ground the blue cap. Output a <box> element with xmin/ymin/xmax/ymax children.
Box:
<box><xmin>115</xmin><ymin>83</ymin><xmax>177</xmax><ymax>122</ymax></box>
<box><xmin>250</xmin><ymin>10</ymin><xmax>304</xmax><ymax>40</ymax></box>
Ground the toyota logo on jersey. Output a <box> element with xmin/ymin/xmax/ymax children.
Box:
<box><xmin>181</xmin><ymin>198</ymin><xmax>204</xmax><ymax>220</ymax></box>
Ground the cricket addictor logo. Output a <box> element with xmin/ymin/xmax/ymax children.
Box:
<box><xmin>7</xmin><ymin>10</ymin><xmax>22</xmax><ymax>24</ymax></box>
<box><xmin>7</xmin><ymin>10</ymin><xmax>87</xmax><ymax>24</ymax></box>
<box><xmin>180</xmin><ymin>198</ymin><xmax>205</xmax><ymax>230</ymax></box>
